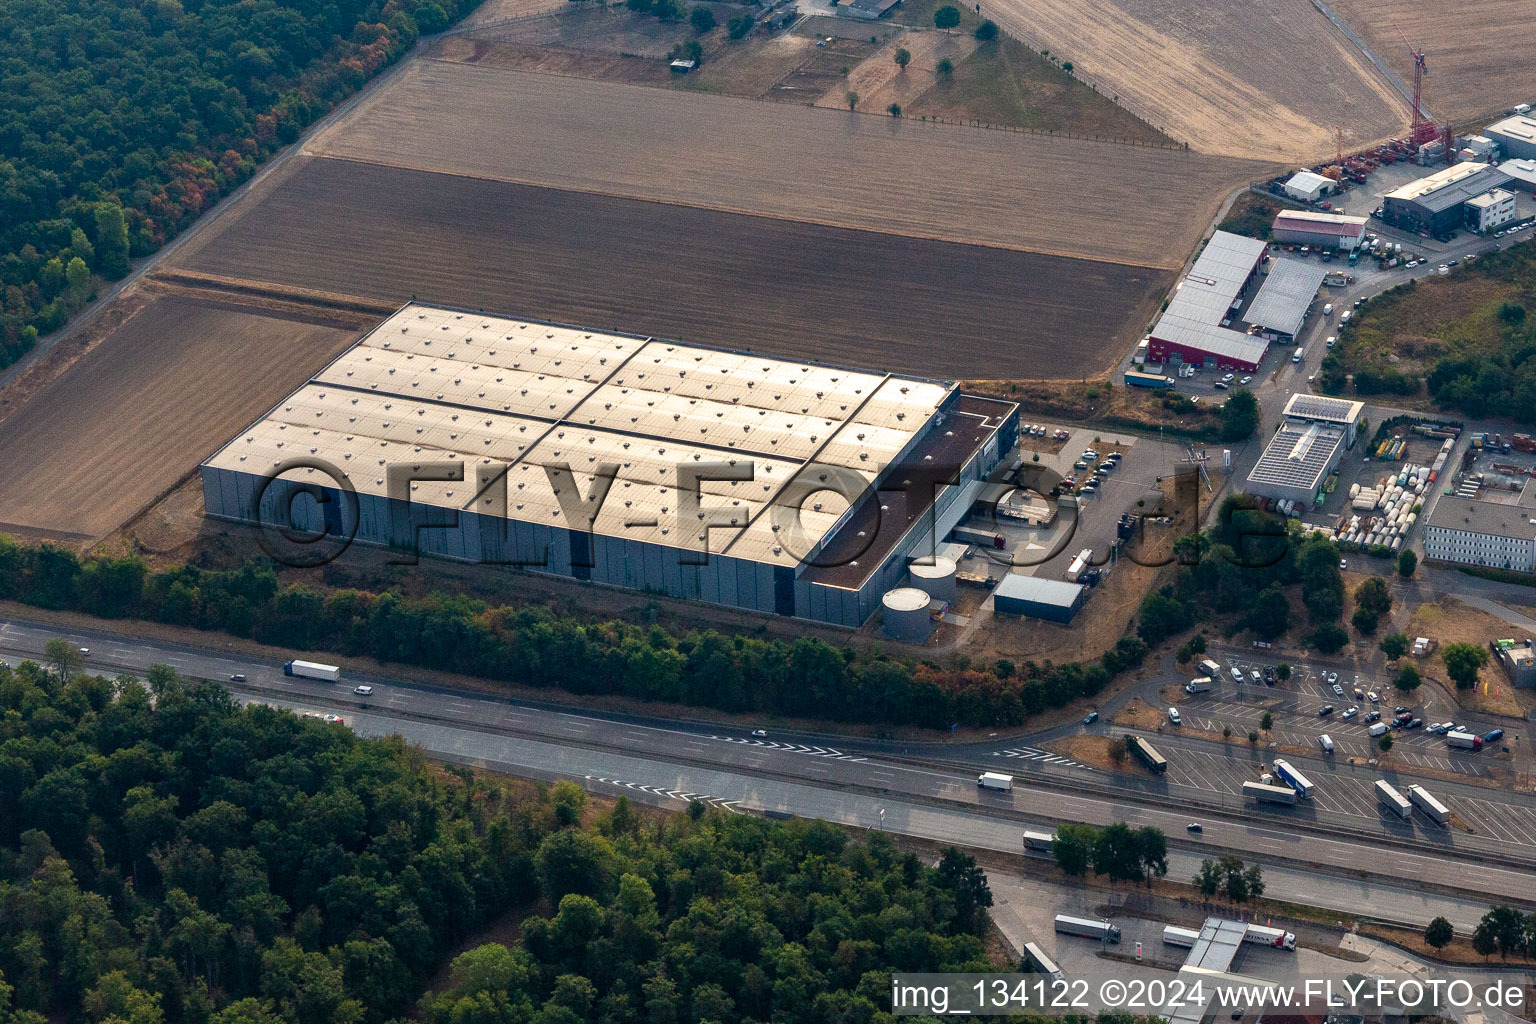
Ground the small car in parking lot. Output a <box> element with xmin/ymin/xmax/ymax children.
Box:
<box><xmin>1352</xmin><ymin>686</ymin><xmax>1363</xmax><ymax>699</ymax></box>
<box><xmin>1342</xmin><ymin>707</ymin><xmax>1359</xmax><ymax>720</ymax></box>
<box><xmin>354</xmin><ymin>685</ymin><xmax>373</xmax><ymax>696</ymax></box>
<box><xmin>751</xmin><ymin>729</ymin><xmax>768</xmax><ymax>738</ymax></box>
<box><xmin>1368</xmin><ymin>691</ymin><xmax>1380</xmax><ymax>703</ymax></box>
<box><xmin>1394</xmin><ymin>706</ymin><xmax>1410</xmax><ymax>715</ymax></box>
<box><xmin>1214</xmin><ymin>381</ymin><xmax>1230</xmax><ymax>390</ymax></box>
<box><xmin>1250</xmin><ymin>670</ymin><xmax>1261</xmax><ymax>684</ymax></box>
<box><xmin>1407</xmin><ymin>718</ymin><xmax>1423</xmax><ymax>729</ymax></box>
<box><xmin>1221</xmin><ymin>373</ymin><xmax>1235</xmax><ymax>383</ymax></box>
<box><xmin>1319</xmin><ymin>705</ymin><xmax>1334</xmax><ymax>717</ymax></box>
<box><xmin>1365</xmin><ymin>710</ymin><xmax>1381</xmax><ymax>723</ymax></box>
<box><xmin>1326</xmin><ymin>671</ymin><xmax>1337</xmax><ymax>684</ymax></box>
<box><xmin>1332</xmin><ymin>683</ymin><xmax>1344</xmax><ymax>697</ymax></box>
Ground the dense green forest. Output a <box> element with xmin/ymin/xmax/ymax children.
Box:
<box><xmin>0</xmin><ymin>658</ymin><xmax>1004</xmax><ymax>1023</ymax></box>
<box><xmin>0</xmin><ymin>535</ymin><xmax>1151</xmax><ymax>727</ymax></box>
<box><xmin>0</xmin><ymin>0</ymin><xmax>479</xmax><ymax>368</ymax></box>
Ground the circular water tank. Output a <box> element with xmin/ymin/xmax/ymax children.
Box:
<box><xmin>908</xmin><ymin>556</ymin><xmax>957</xmax><ymax>602</ymax></box>
<box><xmin>882</xmin><ymin>587</ymin><xmax>932</xmax><ymax>644</ymax></box>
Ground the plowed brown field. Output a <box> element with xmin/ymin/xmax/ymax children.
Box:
<box><xmin>1327</xmin><ymin>0</ymin><xmax>1536</xmax><ymax>124</ymax></box>
<box><xmin>975</xmin><ymin>0</ymin><xmax>1408</xmax><ymax>161</ymax></box>
<box><xmin>299</xmin><ymin>59</ymin><xmax>1268</xmax><ymax>269</ymax></box>
<box><xmin>0</xmin><ymin>295</ymin><xmax>361</xmax><ymax>540</ymax></box>
<box><xmin>169</xmin><ymin>156</ymin><xmax>1170</xmax><ymax>381</ymax></box>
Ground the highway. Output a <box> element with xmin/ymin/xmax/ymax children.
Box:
<box><xmin>2</xmin><ymin>614</ymin><xmax>1531</xmax><ymax>927</ymax></box>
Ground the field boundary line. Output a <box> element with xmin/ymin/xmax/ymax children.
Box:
<box><xmin>305</xmin><ymin>150</ymin><xmax>1184</xmax><ymax>272</ymax></box>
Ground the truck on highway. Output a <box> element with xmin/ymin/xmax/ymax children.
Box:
<box><xmin>1271</xmin><ymin>759</ymin><xmax>1315</xmax><ymax>799</ymax></box>
<box><xmin>1054</xmin><ymin>914</ymin><xmax>1121</xmax><ymax>944</ymax></box>
<box><xmin>1185</xmin><ymin>677</ymin><xmax>1213</xmax><ymax>694</ymax></box>
<box><xmin>1446</xmin><ymin>730</ymin><xmax>1484</xmax><ymax>751</ymax></box>
<box><xmin>1163</xmin><ymin>926</ymin><xmax>1201</xmax><ymax>948</ymax></box>
<box><xmin>1023</xmin><ymin>942</ymin><xmax>1065</xmax><ymax>982</ymax></box>
<box><xmin>1022</xmin><ymin>830</ymin><xmax>1057</xmax><ymax>853</ymax></box>
<box><xmin>1126</xmin><ymin>734</ymin><xmax>1168</xmax><ymax>774</ymax></box>
<box><xmin>1243</xmin><ymin>780</ymin><xmax>1298</xmax><ymax>806</ymax></box>
<box><xmin>284</xmin><ymin>660</ymin><xmax>340</xmax><ymax>682</ymax></box>
<box><xmin>978</xmin><ymin>772</ymin><xmax>1015</xmax><ymax>791</ymax></box>
<box><xmin>1406</xmin><ymin>783</ymin><xmax>1450</xmax><ymax>825</ymax></box>
<box><xmin>1243</xmin><ymin>925</ymin><xmax>1297</xmax><ymax>951</ymax></box>
<box><xmin>1375</xmin><ymin>780</ymin><xmax>1412</xmax><ymax>819</ymax></box>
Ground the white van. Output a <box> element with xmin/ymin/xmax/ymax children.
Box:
<box><xmin>1515</xmin><ymin>103</ymin><xmax>1532</xmax><ymax>116</ymax></box>
<box><xmin>1319</xmin><ymin>735</ymin><xmax>1334</xmax><ymax>754</ymax></box>
<box><xmin>1340</xmin><ymin>310</ymin><xmax>1352</xmax><ymax>324</ymax></box>
<box><xmin>1323</xmin><ymin>303</ymin><xmax>1334</xmax><ymax>316</ymax></box>
<box><xmin>1168</xmin><ymin>707</ymin><xmax>1182</xmax><ymax>725</ymax></box>
<box><xmin>1231</xmin><ymin>666</ymin><xmax>1244</xmax><ymax>683</ymax></box>
<box><xmin>1368</xmin><ymin>722</ymin><xmax>1389</xmax><ymax>737</ymax></box>
<box><xmin>1292</xmin><ymin>347</ymin><xmax>1305</xmax><ymax>363</ymax></box>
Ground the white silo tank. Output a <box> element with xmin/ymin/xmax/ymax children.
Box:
<box><xmin>909</xmin><ymin>557</ymin><xmax>957</xmax><ymax>602</ymax></box>
<box><xmin>882</xmin><ymin>588</ymin><xmax>933</xmax><ymax>644</ymax></box>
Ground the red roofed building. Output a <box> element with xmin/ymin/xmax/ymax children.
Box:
<box><xmin>1271</xmin><ymin>210</ymin><xmax>1369</xmax><ymax>250</ymax></box>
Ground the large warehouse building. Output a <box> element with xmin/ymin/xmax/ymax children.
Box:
<box><xmin>1381</xmin><ymin>162</ymin><xmax>1511</xmax><ymax>236</ymax></box>
<box><xmin>1245</xmin><ymin>394</ymin><xmax>1363</xmax><ymax>508</ymax></box>
<box><xmin>201</xmin><ymin>303</ymin><xmax>1019</xmax><ymax>626</ymax></box>
<box><xmin>1145</xmin><ymin>231</ymin><xmax>1270</xmax><ymax>372</ymax></box>
<box><xmin>1270</xmin><ymin>210</ymin><xmax>1368</xmax><ymax>250</ymax></box>
<box><xmin>1482</xmin><ymin>114</ymin><xmax>1536</xmax><ymax>162</ymax></box>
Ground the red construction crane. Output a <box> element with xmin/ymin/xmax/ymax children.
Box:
<box><xmin>1395</xmin><ymin>25</ymin><xmax>1439</xmax><ymax>146</ymax></box>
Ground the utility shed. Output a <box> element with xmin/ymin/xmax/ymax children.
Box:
<box><xmin>1283</xmin><ymin>171</ymin><xmax>1334</xmax><ymax>203</ymax></box>
<box><xmin>1243</xmin><ymin>258</ymin><xmax>1327</xmax><ymax>339</ymax></box>
<box><xmin>992</xmin><ymin>574</ymin><xmax>1085</xmax><ymax>622</ymax></box>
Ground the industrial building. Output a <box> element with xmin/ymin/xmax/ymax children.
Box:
<box><xmin>1497</xmin><ymin>157</ymin><xmax>1536</xmax><ymax>194</ymax></box>
<box><xmin>1244</xmin><ymin>395</ymin><xmax>1363</xmax><ymax>508</ymax></box>
<box><xmin>992</xmin><ymin>574</ymin><xmax>1085</xmax><ymax>623</ymax></box>
<box><xmin>201</xmin><ymin>303</ymin><xmax>1019</xmax><ymax>627</ymax></box>
<box><xmin>1492</xmin><ymin>638</ymin><xmax>1536</xmax><ymax>689</ymax></box>
<box><xmin>1381</xmin><ymin>162</ymin><xmax>1511</xmax><ymax>236</ymax></box>
<box><xmin>1465</xmin><ymin>188</ymin><xmax>1517</xmax><ymax>233</ymax></box>
<box><xmin>1242</xmin><ymin>258</ymin><xmax>1327</xmax><ymax>340</ymax></box>
<box><xmin>1424</xmin><ymin>494</ymin><xmax>1536</xmax><ymax>573</ymax></box>
<box><xmin>1145</xmin><ymin>231</ymin><xmax>1270</xmax><ymax>372</ymax></box>
<box><xmin>1282</xmin><ymin>170</ymin><xmax>1334</xmax><ymax>203</ymax></box>
<box><xmin>1482</xmin><ymin>114</ymin><xmax>1536</xmax><ymax>161</ymax></box>
<box><xmin>1270</xmin><ymin>210</ymin><xmax>1369</xmax><ymax>250</ymax></box>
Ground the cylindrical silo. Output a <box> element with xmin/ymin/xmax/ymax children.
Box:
<box><xmin>882</xmin><ymin>588</ymin><xmax>932</xmax><ymax>643</ymax></box>
<box><xmin>909</xmin><ymin>557</ymin><xmax>957</xmax><ymax>602</ymax></box>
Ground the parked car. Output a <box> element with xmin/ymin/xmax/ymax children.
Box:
<box><xmin>1368</xmin><ymin>691</ymin><xmax>1380</xmax><ymax>703</ymax></box>
<box><xmin>1366</xmin><ymin>711</ymin><xmax>1381</xmax><ymax>723</ymax></box>
<box><xmin>1214</xmin><ymin>381</ymin><xmax>1230</xmax><ymax>390</ymax></box>
<box><xmin>1408</xmin><ymin>718</ymin><xmax>1423</xmax><ymax>729</ymax></box>
<box><xmin>1332</xmin><ymin>683</ymin><xmax>1344</xmax><ymax>697</ymax></box>
<box><xmin>1319</xmin><ymin>705</ymin><xmax>1334</xmax><ymax>717</ymax></box>
<box><xmin>1167</xmin><ymin>708</ymin><xmax>1182</xmax><ymax>725</ymax></box>
<box><xmin>1342</xmin><ymin>707</ymin><xmax>1359</xmax><ymax>720</ymax></box>
<box><xmin>1326</xmin><ymin>671</ymin><xmax>1338</xmax><ymax>684</ymax></box>
<box><xmin>1221</xmin><ymin>373</ymin><xmax>1235</xmax><ymax>383</ymax></box>
<box><xmin>1326</xmin><ymin>336</ymin><xmax>1336</xmax><ymax>348</ymax></box>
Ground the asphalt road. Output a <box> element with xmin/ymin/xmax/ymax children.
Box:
<box><xmin>3</xmin><ymin>614</ymin><xmax>1532</xmax><ymax>925</ymax></box>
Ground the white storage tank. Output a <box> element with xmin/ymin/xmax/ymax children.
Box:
<box><xmin>882</xmin><ymin>588</ymin><xmax>933</xmax><ymax>643</ymax></box>
<box><xmin>909</xmin><ymin>557</ymin><xmax>957</xmax><ymax>602</ymax></box>
<box><xmin>1349</xmin><ymin>482</ymin><xmax>1360</xmax><ymax>498</ymax></box>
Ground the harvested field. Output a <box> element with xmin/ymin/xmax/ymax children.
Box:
<box><xmin>298</xmin><ymin>59</ymin><xmax>1269</xmax><ymax>268</ymax></box>
<box><xmin>0</xmin><ymin>294</ymin><xmax>362</xmax><ymax>541</ymax></box>
<box><xmin>815</xmin><ymin>30</ymin><xmax>976</xmax><ymax>113</ymax></box>
<box><xmin>169</xmin><ymin>156</ymin><xmax>1168</xmax><ymax>379</ymax></box>
<box><xmin>975</xmin><ymin>0</ymin><xmax>1407</xmax><ymax>161</ymax></box>
<box><xmin>1328</xmin><ymin>0</ymin><xmax>1535</xmax><ymax>125</ymax></box>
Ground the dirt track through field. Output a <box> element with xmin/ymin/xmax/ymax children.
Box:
<box><xmin>976</xmin><ymin>0</ymin><xmax>1408</xmax><ymax>161</ymax></box>
<box><xmin>1327</xmin><ymin>0</ymin><xmax>1536</xmax><ymax>125</ymax></box>
<box><xmin>298</xmin><ymin>58</ymin><xmax>1268</xmax><ymax>270</ymax></box>
<box><xmin>170</xmin><ymin>156</ymin><xmax>1170</xmax><ymax>381</ymax></box>
<box><xmin>0</xmin><ymin>295</ymin><xmax>362</xmax><ymax>540</ymax></box>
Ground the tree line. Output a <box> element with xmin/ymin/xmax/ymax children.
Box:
<box><xmin>1050</xmin><ymin>823</ymin><xmax>1167</xmax><ymax>885</ymax></box>
<box><xmin>0</xmin><ymin>534</ymin><xmax>1148</xmax><ymax>729</ymax></box>
<box><xmin>0</xmin><ymin>654</ymin><xmax>1024</xmax><ymax>1024</ymax></box>
<box><xmin>0</xmin><ymin>0</ymin><xmax>482</xmax><ymax>369</ymax></box>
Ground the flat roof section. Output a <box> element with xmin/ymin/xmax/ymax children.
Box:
<box><xmin>1282</xmin><ymin>393</ymin><xmax>1363</xmax><ymax>425</ymax></box>
<box><xmin>1247</xmin><ymin>421</ymin><xmax>1347</xmax><ymax>495</ymax></box>
<box><xmin>1244</xmin><ymin>258</ymin><xmax>1327</xmax><ymax>337</ymax></box>
<box><xmin>204</xmin><ymin>302</ymin><xmax>971</xmax><ymax>571</ymax></box>
<box><xmin>992</xmin><ymin>573</ymin><xmax>1085</xmax><ymax>608</ymax></box>
<box><xmin>799</xmin><ymin>393</ymin><xmax>1016</xmax><ymax>590</ymax></box>
<box><xmin>1384</xmin><ymin>163</ymin><xmax>1510</xmax><ymax>213</ymax></box>
<box><xmin>1273</xmin><ymin>210</ymin><xmax>1367</xmax><ymax>235</ymax></box>
<box><xmin>1427</xmin><ymin>495</ymin><xmax>1536</xmax><ymax>540</ymax></box>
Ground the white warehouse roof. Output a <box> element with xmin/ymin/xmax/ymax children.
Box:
<box><xmin>1286</xmin><ymin>170</ymin><xmax>1333</xmax><ymax>194</ymax></box>
<box><xmin>1149</xmin><ymin>231</ymin><xmax>1269</xmax><ymax>364</ymax></box>
<box><xmin>1243</xmin><ymin>258</ymin><xmax>1328</xmax><ymax>338</ymax></box>
<box><xmin>203</xmin><ymin>303</ymin><xmax>957</xmax><ymax>569</ymax></box>
<box><xmin>1282</xmin><ymin>393</ymin><xmax>1363</xmax><ymax>425</ymax></box>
